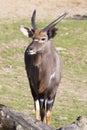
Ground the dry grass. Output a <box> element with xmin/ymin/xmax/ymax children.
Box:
<box><xmin>0</xmin><ymin>0</ymin><xmax>87</xmax><ymax>20</ymax></box>
<box><xmin>0</xmin><ymin>19</ymin><xmax>87</xmax><ymax>128</ymax></box>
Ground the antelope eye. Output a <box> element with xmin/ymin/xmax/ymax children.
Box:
<box><xmin>41</xmin><ymin>38</ymin><xmax>46</xmax><ymax>41</ymax></box>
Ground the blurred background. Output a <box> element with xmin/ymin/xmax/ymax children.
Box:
<box><xmin>0</xmin><ymin>0</ymin><xmax>87</xmax><ymax>20</ymax></box>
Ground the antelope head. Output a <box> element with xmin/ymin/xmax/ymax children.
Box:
<box><xmin>20</xmin><ymin>10</ymin><xmax>68</xmax><ymax>55</ymax></box>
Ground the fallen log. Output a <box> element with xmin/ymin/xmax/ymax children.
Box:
<box><xmin>57</xmin><ymin>116</ymin><xmax>87</xmax><ymax>130</ymax></box>
<box><xmin>0</xmin><ymin>104</ymin><xmax>55</xmax><ymax>130</ymax></box>
<box><xmin>0</xmin><ymin>104</ymin><xmax>87</xmax><ymax>130</ymax></box>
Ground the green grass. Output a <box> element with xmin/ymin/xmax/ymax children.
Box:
<box><xmin>0</xmin><ymin>19</ymin><xmax>87</xmax><ymax>129</ymax></box>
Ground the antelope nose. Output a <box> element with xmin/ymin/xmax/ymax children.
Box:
<box><xmin>27</xmin><ymin>46</ymin><xmax>36</xmax><ymax>55</ymax></box>
<box><xmin>26</xmin><ymin>47</ymin><xmax>33</xmax><ymax>54</ymax></box>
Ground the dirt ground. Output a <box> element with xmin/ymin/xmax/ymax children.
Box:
<box><xmin>0</xmin><ymin>0</ymin><xmax>87</xmax><ymax>20</ymax></box>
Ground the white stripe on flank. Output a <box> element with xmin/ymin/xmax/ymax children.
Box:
<box><xmin>50</xmin><ymin>72</ymin><xmax>55</xmax><ymax>80</ymax></box>
<box><xmin>49</xmin><ymin>72</ymin><xmax>55</xmax><ymax>84</ymax></box>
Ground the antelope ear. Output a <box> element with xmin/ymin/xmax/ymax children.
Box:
<box><xmin>47</xmin><ymin>27</ymin><xmax>58</xmax><ymax>39</ymax></box>
<box><xmin>20</xmin><ymin>26</ymin><xmax>34</xmax><ymax>37</ymax></box>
